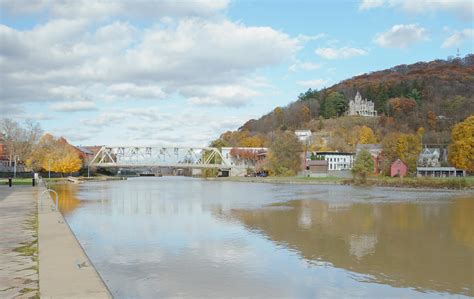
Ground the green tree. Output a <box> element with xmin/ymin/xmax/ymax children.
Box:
<box><xmin>321</xmin><ymin>91</ymin><xmax>347</xmax><ymax>118</ymax></box>
<box><xmin>352</xmin><ymin>149</ymin><xmax>374</xmax><ymax>183</ymax></box>
<box><xmin>407</xmin><ymin>88</ymin><xmax>422</xmax><ymax>104</ymax></box>
<box><xmin>267</xmin><ymin>131</ymin><xmax>303</xmax><ymax>176</ymax></box>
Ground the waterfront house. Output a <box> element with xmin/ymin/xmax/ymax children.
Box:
<box><xmin>315</xmin><ymin>152</ymin><xmax>354</xmax><ymax>171</ymax></box>
<box><xmin>418</xmin><ymin>148</ymin><xmax>441</xmax><ymax>167</ymax></box>
<box><xmin>390</xmin><ymin>159</ymin><xmax>408</xmax><ymax>177</ymax></box>
<box><xmin>416</xmin><ymin>167</ymin><xmax>465</xmax><ymax>177</ymax></box>
<box><xmin>356</xmin><ymin>144</ymin><xmax>382</xmax><ymax>174</ymax></box>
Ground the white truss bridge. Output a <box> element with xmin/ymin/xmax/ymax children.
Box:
<box><xmin>88</xmin><ymin>146</ymin><xmax>237</xmax><ymax>169</ymax></box>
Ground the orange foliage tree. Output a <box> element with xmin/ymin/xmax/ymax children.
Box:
<box><xmin>27</xmin><ymin>134</ymin><xmax>82</xmax><ymax>174</ymax></box>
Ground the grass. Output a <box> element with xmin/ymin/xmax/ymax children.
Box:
<box><xmin>13</xmin><ymin>212</ymin><xmax>39</xmax><ymax>297</ymax></box>
<box><xmin>0</xmin><ymin>178</ymin><xmax>35</xmax><ymax>185</ymax></box>
<box><xmin>214</xmin><ymin>175</ymin><xmax>346</xmax><ymax>185</ymax></box>
<box><xmin>216</xmin><ymin>174</ymin><xmax>473</xmax><ymax>189</ymax></box>
<box><xmin>355</xmin><ymin>176</ymin><xmax>473</xmax><ymax>189</ymax></box>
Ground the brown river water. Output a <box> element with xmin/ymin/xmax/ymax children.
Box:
<box><xmin>52</xmin><ymin>177</ymin><xmax>474</xmax><ymax>298</ymax></box>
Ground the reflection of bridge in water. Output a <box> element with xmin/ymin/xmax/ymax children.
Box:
<box><xmin>88</xmin><ymin>146</ymin><xmax>246</xmax><ymax>175</ymax></box>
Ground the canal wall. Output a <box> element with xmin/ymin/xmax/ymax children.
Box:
<box><xmin>38</xmin><ymin>183</ymin><xmax>111</xmax><ymax>298</ymax></box>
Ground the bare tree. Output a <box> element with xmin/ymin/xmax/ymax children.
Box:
<box><xmin>0</xmin><ymin>118</ymin><xmax>43</xmax><ymax>166</ymax></box>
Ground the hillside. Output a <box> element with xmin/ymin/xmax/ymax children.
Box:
<box><xmin>213</xmin><ymin>54</ymin><xmax>474</xmax><ymax>149</ymax></box>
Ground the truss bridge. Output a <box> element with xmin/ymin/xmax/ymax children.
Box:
<box><xmin>88</xmin><ymin>146</ymin><xmax>235</xmax><ymax>169</ymax></box>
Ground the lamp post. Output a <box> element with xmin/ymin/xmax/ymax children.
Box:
<box><xmin>13</xmin><ymin>155</ymin><xmax>19</xmax><ymax>178</ymax></box>
<box><xmin>48</xmin><ymin>159</ymin><xmax>51</xmax><ymax>179</ymax></box>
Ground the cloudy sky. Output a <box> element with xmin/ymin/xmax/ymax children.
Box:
<box><xmin>1</xmin><ymin>0</ymin><xmax>473</xmax><ymax>146</ymax></box>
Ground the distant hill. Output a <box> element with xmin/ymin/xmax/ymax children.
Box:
<box><xmin>237</xmin><ymin>55</ymin><xmax>474</xmax><ymax>138</ymax></box>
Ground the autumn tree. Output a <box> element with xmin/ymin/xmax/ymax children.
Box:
<box><xmin>358</xmin><ymin>126</ymin><xmax>377</xmax><ymax>144</ymax></box>
<box><xmin>381</xmin><ymin>132</ymin><xmax>422</xmax><ymax>174</ymax></box>
<box><xmin>239</xmin><ymin>135</ymin><xmax>265</xmax><ymax>147</ymax></box>
<box><xmin>448</xmin><ymin>115</ymin><xmax>474</xmax><ymax>171</ymax></box>
<box><xmin>352</xmin><ymin>149</ymin><xmax>374</xmax><ymax>183</ymax></box>
<box><xmin>267</xmin><ymin>131</ymin><xmax>303</xmax><ymax>176</ymax></box>
<box><xmin>27</xmin><ymin>134</ymin><xmax>82</xmax><ymax>175</ymax></box>
<box><xmin>427</xmin><ymin>111</ymin><xmax>437</xmax><ymax>130</ymax></box>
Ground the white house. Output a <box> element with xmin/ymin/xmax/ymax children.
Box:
<box><xmin>315</xmin><ymin>151</ymin><xmax>355</xmax><ymax>171</ymax></box>
<box><xmin>295</xmin><ymin>130</ymin><xmax>312</xmax><ymax>143</ymax></box>
<box><xmin>418</xmin><ymin>148</ymin><xmax>441</xmax><ymax>167</ymax></box>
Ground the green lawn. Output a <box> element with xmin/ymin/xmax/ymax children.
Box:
<box><xmin>0</xmin><ymin>178</ymin><xmax>36</xmax><ymax>186</ymax></box>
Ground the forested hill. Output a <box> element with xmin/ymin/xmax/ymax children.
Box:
<box><xmin>234</xmin><ymin>54</ymin><xmax>474</xmax><ymax>139</ymax></box>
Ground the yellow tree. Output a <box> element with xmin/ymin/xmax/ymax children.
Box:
<box><xmin>448</xmin><ymin>115</ymin><xmax>474</xmax><ymax>171</ymax></box>
<box><xmin>239</xmin><ymin>135</ymin><xmax>265</xmax><ymax>147</ymax></box>
<box><xmin>382</xmin><ymin>132</ymin><xmax>421</xmax><ymax>174</ymax></box>
<box><xmin>358</xmin><ymin>126</ymin><xmax>377</xmax><ymax>144</ymax></box>
<box><xmin>26</xmin><ymin>134</ymin><xmax>82</xmax><ymax>174</ymax></box>
<box><xmin>54</xmin><ymin>145</ymin><xmax>82</xmax><ymax>174</ymax></box>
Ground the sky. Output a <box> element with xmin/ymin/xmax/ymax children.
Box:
<box><xmin>1</xmin><ymin>0</ymin><xmax>473</xmax><ymax>147</ymax></box>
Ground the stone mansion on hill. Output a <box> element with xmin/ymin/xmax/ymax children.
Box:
<box><xmin>348</xmin><ymin>91</ymin><xmax>377</xmax><ymax>117</ymax></box>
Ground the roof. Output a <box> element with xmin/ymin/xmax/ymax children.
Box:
<box><xmin>316</xmin><ymin>151</ymin><xmax>355</xmax><ymax>156</ymax></box>
<box><xmin>420</xmin><ymin>148</ymin><xmax>440</xmax><ymax>156</ymax></box>
<box><xmin>76</xmin><ymin>146</ymin><xmax>94</xmax><ymax>155</ymax></box>
<box><xmin>392</xmin><ymin>159</ymin><xmax>407</xmax><ymax>165</ymax></box>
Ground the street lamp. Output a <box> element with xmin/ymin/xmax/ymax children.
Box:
<box><xmin>48</xmin><ymin>159</ymin><xmax>51</xmax><ymax>179</ymax></box>
<box><xmin>13</xmin><ymin>155</ymin><xmax>19</xmax><ymax>178</ymax></box>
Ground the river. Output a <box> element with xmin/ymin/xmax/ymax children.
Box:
<box><xmin>52</xmin><ymin>177</ymin><xmax>474</xmax><ymax>298</ymax></box>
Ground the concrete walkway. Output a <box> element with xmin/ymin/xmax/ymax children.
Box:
<box><xmin>0</xmin><ymin>187</ymin><xmax>39</xmax><ymax>298</ymax></box>
<box><xmin>38</xmin><ymin>184</ymin><xmax>111</xmax><ymax>298</ymax></box>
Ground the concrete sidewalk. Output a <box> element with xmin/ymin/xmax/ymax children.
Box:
<box><xmin>38</xmin><ymin>184</ymin><xmax>111</xmax><ymax>298</ymax></box>
<box><xmin>0</xmin><ymin>187</ymin><xmax>39</xmax><ymax>298</ymax></box>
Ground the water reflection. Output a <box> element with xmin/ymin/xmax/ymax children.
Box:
<box><xmin>52</xmin><ymin>178</ymin><xmax>474</xmax><ymax>298</ymax></box>
<box><xmin>221</xmin><ymin>198</ymin><xmax>474</xmax><ymax>296</ymax></box>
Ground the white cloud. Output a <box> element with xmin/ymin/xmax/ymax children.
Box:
<box><xmin>442</xmin><ymin>29</ymin><xmax>474</xmax><ymax>48</ymax></box>
<box><xmin>107</xmin><ymin>84</ymin><xmax>166</xmax><ymax>100</ymax></box>
<box><xmin>314</xmin><ymin>47</ymin><xmax>367</xmax><ymax>59</ymax></box>
<box><xmin>374</xmin><ymin>24</ymin><xmax>428</xmax><ymax>48</ymax></box>
<box><xmin>50</xmin><ymin>101</ymin><xmax>97</xmax><ymax>112</ymax></box>
<box><xmin>359</xmin><ymin>0</ymin><xmax>385</xmax><ymax>10</ymax></box>
<box><xmin>289</xmin><ymin>61</ymin><xmax>321</xmax><ymax>72</ymax></box>
<box><xmin>0</xmin><ymin>18</ymin><xmax>298</xmax><ymax>108</ymax></box>
<box><xmin>296</xmin><ymin>79</ymin><xmax>328</xmax><ymax>88</ymax></box>
<box><xmin>0</xmin><ymin>0</ymin><xmax>230</xmax><ymax>19</ymax></box>
<box><xmin>185</xmin><ymin>85</ymin><xmax>261</xmax><ymax>107</ymax></box>
<box><xmin>359</xmin><ymin>0</ymin><xmax>473</xmax><ymax>20</ymax></box>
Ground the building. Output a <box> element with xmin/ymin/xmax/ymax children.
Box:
<box><xmin>307</xmin><ymin>160</ymin><xmax>328</xmax><ymax>177</ymax></box>
<box><xmin>348</xmin><ymin>91</ymin><xmax>377</xmax><ymax>117</ymax></box>
<box><xmin>418</xmin><ymin>147</ymin><xmax>443</xmax><ymax>167</ymax></box>
<box><xmin>356</xmin><ymin>144</ymin><xmax>383</xmax><ymax>174</ymax></box>
<box><xmin>221</xmin><ymin>147</ymin><xmax>267</xmax><ymax>168</ymax></box>
<box><xmin>294</xmin><ymin>130</ymin><xmax>312</xmax><ymax>143</ymax></box>
<box><xmin>417</xmin><ymin>167</ymin><xmax>465</xmax><ymax>177</ymax></box>
<box><xmin>315</xmin><ymin>152</ymin><xmax>354</xmax><ymax>171</ymax></box>
<box><xmin>390</xmin><ymin>159</ymin><xmax>408</xmax><ymax>177</ymax></box>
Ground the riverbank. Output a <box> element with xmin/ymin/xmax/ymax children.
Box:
<box><xmin>0</xmin><ymin>185</ymin><xmax>111</xmax><ymax>298</ymax></box>
<box><xmin>213</xmin><ymin>175</ymin><xmax>474</xmax><ymax>190</ymax></box>
<box><xmin>38</xmin><ymin>183</ymin><xmax>111</xmax><ymax>298</ymax></box>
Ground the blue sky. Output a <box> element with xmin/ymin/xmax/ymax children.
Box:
<box><xmin>1</xmin><ymin>0</ymin><xmax>473</xmax><ymax>146</ymax></box>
